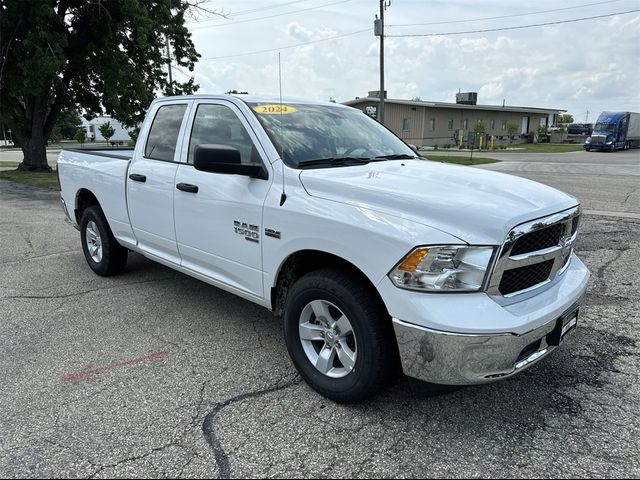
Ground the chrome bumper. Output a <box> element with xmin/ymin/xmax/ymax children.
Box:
<box><xmin>393</xmin><ymin>301</ymin><xmax>582</xmax><ymax>386</ymax></box>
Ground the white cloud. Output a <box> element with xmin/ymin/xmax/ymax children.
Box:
<box><xmin>186</xmin><ymin>0</ymin><xmax>640</xmax><ymax>115</ymax></box>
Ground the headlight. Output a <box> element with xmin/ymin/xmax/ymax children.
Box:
<box><xmin>389</xmin><ymin>246</ymin><xmax>494</xmax><ymax>292</ymax></box>
<box><xmin>585</xmin><ymin>137</ymin><xmax>591</xmax><ymax>143</ymax></box>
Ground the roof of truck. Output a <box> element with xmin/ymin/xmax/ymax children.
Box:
<box><xmin>153</xmin><ymin>94</ymin><xmax>348</xmax><ymax>108</ymax></box>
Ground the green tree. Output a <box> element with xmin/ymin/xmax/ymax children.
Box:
<box><xmin>128</xmin><ymin>126</ymin><xmax>141</xmax><ymax>145</ymax></box>
<box><xmin>74</xmin><ymin>128</ymin><xmax>87</xmax><ymax>145</ymax></box>
<box><xmin>0</xmin><ymin>0</ymin><xmax>211</xmax><ymax>171</ymax></box>
<box><xmin>99</xmin><ymin>121</ymin><xmax>116</xmax><ymax>145</ymax></box>
<box><xmin>506</xmin><ymin>123</ymin><xmax>519</xmax><ymax>143</ymax></box>
<box><xmin>536</xmin><ymin>125</ymin><xmax>549</xmax><ymax>143</ymax></box>
<box><xmin>48</xmin><ymin>109</ymin><xmax>83</xmax><ymax>142</ymax></box>
<box><xmin>55</xmin><ymin>110</ymin><xmax>83</xmax><ymax>140</ymax></box>
<box><xmin>558</xmin><ymin>113</ymin><xmax>574</xmax><ymax>124</ymax></box>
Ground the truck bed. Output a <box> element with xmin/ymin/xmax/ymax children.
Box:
<box><xmin>57</xmin><ymin>148</ymin><xmax>135</xmax><ymax>245</ymax></box>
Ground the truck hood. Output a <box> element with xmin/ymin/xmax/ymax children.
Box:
<box><xmin>298</xmin><ymin>159</ymin><xmax>579</xmax><ymax>245</ymax></box>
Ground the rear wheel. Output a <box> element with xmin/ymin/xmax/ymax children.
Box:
<box><xmin>284</xmin><ymin>268</ymin><xmax>397</xmax><ymax>403</ymax></box>
<box><xmin>80</xmin><ymin>206</ymin><xmax>128</xmax><ymax>276</ymax></box>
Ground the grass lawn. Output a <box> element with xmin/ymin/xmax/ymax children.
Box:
<box><xmin>423</xmin><ymin>155</ymin><xmax>499</xmax><ymax>166</ymax></box>
<box><xmin>0</xmin><ymin>169</ymin><xmax>59</xmax><ymax>190</ymax></box>
<box><xmin>0</xmin><ymin>161</ymin><xmax>20</xmax><ymax>168</ymax></box>
<box><xmin>501</xmin><ymin>143</ymin><xmax>584</xmax><ymax>153</ymax></box>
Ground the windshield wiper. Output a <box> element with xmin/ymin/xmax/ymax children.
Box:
<box><xmin>297</xmin><ymin>156</ymin><xmax>372</xmax><ymax>168</ymax></box>
<box><xmin>374</xmin><ymin>153</ymin><xmax>418</xmax><ymax>160</ymax></box>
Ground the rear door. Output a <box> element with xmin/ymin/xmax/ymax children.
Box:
<box><xmin>127</xmin><ymin>101</ymin><xmax>190</xmax><ymax>264</ymax></box>
<box><xmin>173</xmin><ymin>100</ymin><xmax>272</xmax><ymax>299</ymax></box>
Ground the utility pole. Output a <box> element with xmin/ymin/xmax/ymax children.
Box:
<box><xmin>165</xmin><ymin>34</ymin><xmax>174</xmax><ymax>95</ymax></box>
<box><xmin>374</xmin><ymin>1</ymin><xmax>390</xmax><ymax>124</ymax></box>
<box><xmin>585</xmin><ymin>110</ymin><xmax>590</xmax><ymax>123</ymax></box>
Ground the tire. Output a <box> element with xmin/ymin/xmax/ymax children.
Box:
<box><xmin>585</xmin><ymin>147</ymin><xmax>591</xmax><ymax>152</ymax></box>
<box><xmin>283</xmin><ymin>268</ymin><xmax>397</xmax><ymax>403</ymax></box>
<box><xmin>80</xmin><ymin>206</ymin><xmax>128</xmax><ymax>276</ymax></box>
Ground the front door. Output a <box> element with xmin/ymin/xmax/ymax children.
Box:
<box><xmin>173</xmin><ymin>101</ymin><xmax>272</xmax><ymax>299</ymax></box>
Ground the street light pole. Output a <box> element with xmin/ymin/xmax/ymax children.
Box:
<box><xmin>165</xmin><ymin>34</ymin><xmax>174</xmax><ymax>95</ymax></box>
<box><xmin>377</xmin><ymin>1</ymin><xmax>390</xmax><ymax>124</ymax></box>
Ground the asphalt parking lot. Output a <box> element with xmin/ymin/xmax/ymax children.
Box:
<box><xmin>1</xmin><ymin>151</ymin><xmax>639</xmax><ymax>478</ymax></box>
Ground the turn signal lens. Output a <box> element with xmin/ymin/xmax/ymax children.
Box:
<box><xmin>397</xmin><ymin>248</ymin><xmax>429</xmax><ymax>271</ymax></box>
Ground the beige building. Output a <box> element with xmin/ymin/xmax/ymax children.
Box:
<box><xmin>344</xmin><ymin>93</ymin><xmax>565</xmax><ymax>147</ymax></box>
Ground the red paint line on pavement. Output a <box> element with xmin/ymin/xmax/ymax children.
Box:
<box><xmin>63</xmin><ymin>351</ymin><xmax>169</xmax><ymax>382</ymax></box>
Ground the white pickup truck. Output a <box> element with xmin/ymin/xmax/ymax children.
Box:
<box><xmin>58</xmin><ymin>94</ymin><xmax>590</xmax><ymax>402</ymax></box>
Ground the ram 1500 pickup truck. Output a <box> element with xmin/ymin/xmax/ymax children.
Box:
<box><xmin>58</xmin><ymin>95</ymin><xmax>590</xmax><ymax>403</ymax></box>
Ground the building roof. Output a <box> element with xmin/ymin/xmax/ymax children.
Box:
<box><xmin>343</xmin><ymin>97</ymin><xmax>565</xmax><ymax>115</ymax></box>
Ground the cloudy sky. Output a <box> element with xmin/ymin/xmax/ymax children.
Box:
<box><xmin>180</xmin><ymin>0</ymin><xmax>640</xmax><ymax>121</ymax></box>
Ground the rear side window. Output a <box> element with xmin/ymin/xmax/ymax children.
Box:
<box><xmin>145</xmin><ymin>104</ymin><xmax>187</xmax><ymax>161</ymax></box>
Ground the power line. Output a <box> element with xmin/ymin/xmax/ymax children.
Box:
<box><xmin>190</xmin><ymin>0</ymin><xmax>355</xmax><ymax>31</ymax></box>
<box><xmin>386</xmin><ymin>10</ymin><xmax>640</xmax><ymax>37</ymax></box>
<box><xmin>186</xmin><ymin>0</ymin><xmax>312</xmax><ymax>25</ymax></box>
<box><xmin>387</xmin><ymin>0</ymin><xmax>624</xmax><ymax>27</ymax></box>
<box><xmin>229</xmin><ymin>0</ymin><xmax>312</xmax><ymax>17</ymax></box>
<box><xmin>199</xmin><ymin>28</ymin><xmax>370</xmax><ymax>60</ymax></box>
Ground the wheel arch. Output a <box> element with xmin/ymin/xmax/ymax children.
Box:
<box><xmin>74</xmin><ymin>188</ymin><xmax>101</xmax><ymax>224</ymax></box>
<box><xmin>270</xmin><ymin>249</ymin><xmax>389</xmax><ymax>319</ymax></box>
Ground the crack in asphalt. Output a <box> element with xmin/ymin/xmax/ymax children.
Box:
<box><xmin>87</xmin><ymin>441</ymin><xmax>186</xmax><ymax>479</ymax></box>
<box><xmin>595</xmin><ymin>249</ymin><xmax>625</xmax><ymax>293</ymax></box>
<box><xmin>585</xmin><ymin>292</ymin><xmax>632</xmax><ymax>306</ymax></box>
<box><xmin>0</xmin><ymin>277</ymin><xmax>181</xmax><ymax>301</ymax></box>
<box><xmin>0</xmin><ymin>249</ymin><xmax>78</xmax><ymax>265</ymax></box>
<box><xmin>201</xmin><ymin>377</ymin><xmax>302</xmax><ymax>479</ymax></box>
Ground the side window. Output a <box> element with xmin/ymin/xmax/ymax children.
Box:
<box><xmin>188</xmin><ymin>104</ymin><xmax>262</xmax><ymax>165</ymax></box>
<box><xmin>145</xmin><ymin>104</ymin><xmax>187</xmax><ymax>162</ymax></box>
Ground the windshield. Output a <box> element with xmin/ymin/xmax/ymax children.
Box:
<box><xmin>247</xmin><ymin>102</ymin><xmax>416</xmax><ymax>167</ymax></box>
<box><xmin>594</xmin><ymin>123</ymin><xmax>617</xmax><ymax>134</ymax></box>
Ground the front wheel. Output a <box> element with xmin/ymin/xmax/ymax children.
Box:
<box><xmin>80</xmin><ymin>206</ymin><xmax>128</xmax><ymax>276</ymax></box>
<box><xmin>284</xmin><ymin>268</ymin><xmax>397</xmax><ymax>403</ymax></box>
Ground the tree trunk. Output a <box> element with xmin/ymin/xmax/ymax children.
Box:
<box><xmin>18</xmin><ymin>134</ymin><xmax>50</xmax><ymax>171</ymax></box>
<box><xmin>17</xmin><ymin>101</ymin><xmax>52</xmax><ymax>172</ymax></box>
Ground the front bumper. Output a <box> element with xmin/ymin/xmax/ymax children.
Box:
<box><xmin>387</xmin><ymin>254</ymin><xmax>590</xmax><ymax>385</ymax></box>
<box><xmin>584</xmin><ymin>143</ymin><xmax>613</xmax><ymax>151</ymax></box>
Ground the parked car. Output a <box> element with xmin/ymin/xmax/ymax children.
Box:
<box><xmin>57</xmin><ymin>95</ymin><xmax>590</xmax><ymax>403</ymax></box>
<box><xmin>567</xmin><ymin>123</ymin><xmax>593</xmax><ymax>135</ymax></box>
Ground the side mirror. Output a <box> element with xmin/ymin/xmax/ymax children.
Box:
<box><xmin>408</xmin><ymin>143</ymin><xmax>419</xmax><ymax>153</ymax></box>
<box><xmin>194</xmin><ymin>144</ymin><xmax>267</xmax><ymax>180</ymax></box>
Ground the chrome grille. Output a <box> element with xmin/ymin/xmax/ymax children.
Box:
<box><xmin>510</xmin><ymin>223</ymin><xmax>563</xmax><ymax>256</ymax></box>
<box><xmin>499</xmin><ymin>260</ymin><xmax>554</xmax><ymax>295</ymax></box>
<box><xmin>591</xmin><ymin>135</ymin><xmax>606</xmax><ymax>145</ymax></box>
<box><xmin>487</xmin><ymin>206</ymin><xmax>581</xmax><ymax>299</ymax></box>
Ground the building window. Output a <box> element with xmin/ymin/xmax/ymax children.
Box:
<box><xmin>463</xmin><ymin>119</ymin><xmax>468</xmax><ymax>130</ymax></box>
<box><xmin>402</xmin><ymin>118</ymin><xmax>410</xmax><ymax>131</ymax></box>
<box><xmin>490</xmin><ymin>119</ymin><xmax>495</xmax><ymax>130</ymax></box>
<box><xmin>502</xmin><ymin>120</ymin><xmax>507</xmax><ymax>130</ymax></box>
<box><xmin>429</xmin><ymin>118</ymin><xmax>436</xmax><ymax>131</ymax></box>
<box><xmin>447</xmin><ymin>119</ymin><xmax>454</xmax><ymax>131</ymax></box>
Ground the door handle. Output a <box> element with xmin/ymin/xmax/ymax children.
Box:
<box><xmin>176</xmin><ymin>183</ymin><xmax>199</xmax><ymax>194</ymax></box>
<box><xmin>129</xmin><ymin>173</ymin><xmax>147</xmax><ymax>183</ymax></box>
